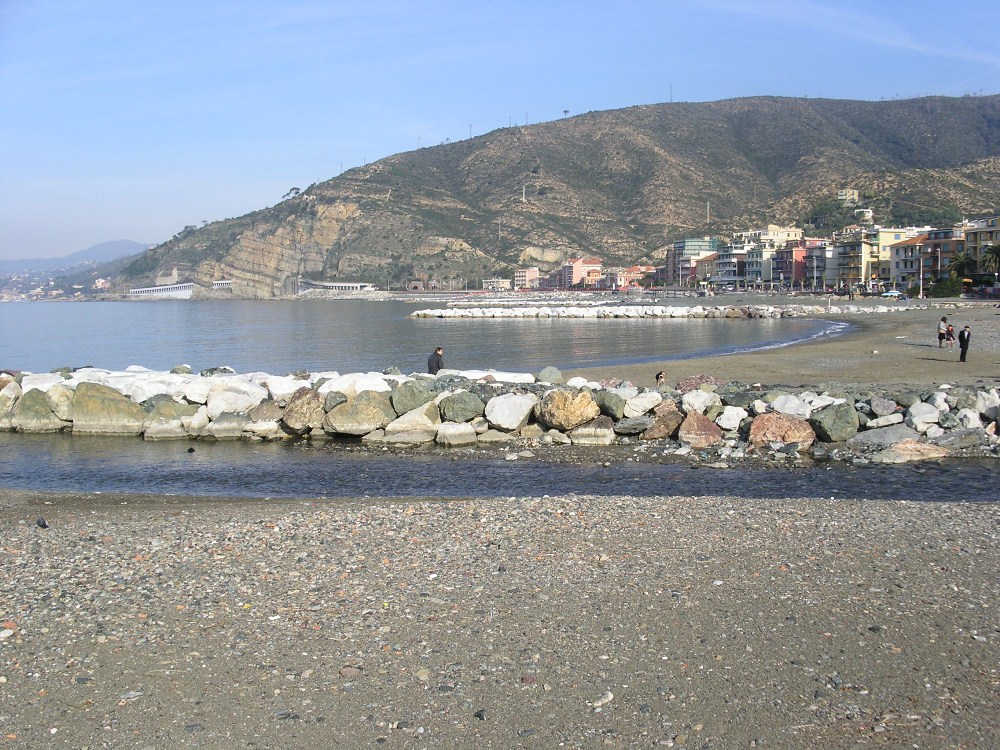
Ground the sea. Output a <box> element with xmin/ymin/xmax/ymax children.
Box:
<box><xmin>1</xmin><ymin>297</ymin><xmax>997</xmax><ymax>502</ymax></box>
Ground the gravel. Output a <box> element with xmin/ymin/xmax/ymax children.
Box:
<box><xmin>2</xmin><ymin>489</ymin><xmax>998</xmax><ymax>748</ymax></box>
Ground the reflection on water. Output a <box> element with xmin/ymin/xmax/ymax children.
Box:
<box><xmin>0</xmin><ymin>433</ymin><xmax>996</xmax><ymax>503</ymax></box>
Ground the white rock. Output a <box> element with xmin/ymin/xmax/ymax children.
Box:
<box><xmin>205</xmin><ymin>380</ymin><xmax>268</xmax><ymax>420</ymax></box>
<box><xmin>682</xmin><ymin>389</ymin><xmax>722</xmax><ymax>415</ymax></box>
<box><xmin>905</xmin><ymin>401</ymin><xmax>940</xmax><ymax>432</ymax></box>
<box><xmin>865</xmin><ymin>413</ymin><xmax>904</xmax><ymax>429</ymax></box>
<box><xmin>20</xmin><ymin>373</ymin><xmax>66</xmax><ymax>393</ymax></box>
<box><xmin>435</xmin><ymin>421</ymin><xmax>478</xmax><ymax>447</ymax></box>
<box><xmin>317</xmin><ymin>372</ymin><xmax>391</xmax><ymax>398</ymax></box>
<box><xmin>624</xmin><ymin>391</ymin><xmax>662</xmax><ymax>418</ymax></box>
<box><xmin>265</xmin><ymin>375</ymin><xmax>311</xmax><ymax>403</ymax></box>
<box><xmin>485</xmin><ymin>393</ymin><xmax>538</xmax><ymax>432</ymax></box>
<box><xmin>955</xmin><ymin>408</ymin><xmax>984</xmax><ymax>429</ymax></box>
<box><xmin>385</xmin><ymin>401</ymin><xmax>441</xmax><ymax>435</ymax></box>
<box><xmin>770</xmin><ymin>394</ymin><xmax>812</xmax><ymax>418</ymax></box>
<box><xmin>716</xmin><ymin>405</ymin><xmax>749</xmax><ymax>431</ymax></box>
<box><xmin>454</xmin><ymin>369</ymin><xmax>536</xmax><ymax>384</ymax></box>
<box><xmin>926</xmin><ymin>392</ymin><xmax>950</xmax><ymax>411</ymax></box>
<box><xmin>975</xmin><ymin>389</ymin><xmax>1000</xmax><ymax>421</ymax></box>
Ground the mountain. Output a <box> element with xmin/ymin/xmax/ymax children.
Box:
<box><xmin>1</xmin><ymin>240</ymin><xmax>151</xmax><ymax>276</ymax></box>
<box><xmin>116</xmin><ymin>95</ymin><xmax>1000</xmax><ymax>298</ymax></box>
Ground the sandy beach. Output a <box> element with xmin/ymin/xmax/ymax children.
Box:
<box><xmin>568</xmin><ymin>301</ymin><xmax>1000</xmax><ymax>389</ymax></box>
<box><xmin>2</xmin><ymin>298</ymin><xmax>999</xmax><ymax>749</ymax></box>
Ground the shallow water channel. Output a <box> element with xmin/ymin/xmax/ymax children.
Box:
<box><xmin>1</xmin><ymin>433</ymin><xmax>996</xmax><ymax>503</ymax></box>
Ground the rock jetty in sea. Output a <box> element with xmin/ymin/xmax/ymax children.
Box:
<box><xmin>2</xmin><ymin>364</ymin><xmax>1000</xmax><ymax>465</ymax></box>
<box><xmin>408</xmin><ymin>302</ymin><xmax>933</xmax><ymax>319</ymax></box>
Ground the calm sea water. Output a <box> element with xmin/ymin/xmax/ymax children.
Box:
<box><xmin>0</xmin><ymin>298</ymin><xmax>840</xmax><ymax>375</ymax></box>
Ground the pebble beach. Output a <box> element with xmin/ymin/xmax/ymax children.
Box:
<box><xmin>2</xmin><ymin>300</ymin><xmax>1000</xmax><ymax>749</ymax></box>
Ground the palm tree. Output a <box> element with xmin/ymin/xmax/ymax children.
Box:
<box><xmin>979</xmin><ymin>244</ymin><xmax>1000</xmax><ymax>274</ymax></box>
<box><xmin>946</xmin><ymin>249</ymin><xmax>978</xmax><ymax>278</ymax></box>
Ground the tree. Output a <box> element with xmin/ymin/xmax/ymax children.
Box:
<box><xmin>282</xmin><ymin>187</ymin><xmax>301</xmax><ymax>200</ymax></box>
<box><xmin>946</xmin><ymin>249</ymin><xmax>977</xmax><ymax>278</ymax></box>
<box><xmin>979</xmin><ymin>244</ymin><xmax>1000</xmax><ymax>274</ymax></box>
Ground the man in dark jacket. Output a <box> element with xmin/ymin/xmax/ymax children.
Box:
<box><xmin>958</xmin><ymin>325</ymin><xmax>971</xmax><ymax>362</ymax></box>
<box><xmin>427</xmin><ymin>346</ymin><xmax>444</xmax><ymax>374</ymax></box>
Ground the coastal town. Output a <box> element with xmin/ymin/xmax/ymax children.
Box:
<box><xmin>5</xmin><ymin>199</ymin><xmax>1000</xmax><ymax>302</ymax></box>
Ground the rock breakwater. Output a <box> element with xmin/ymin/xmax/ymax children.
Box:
<box><xmin>408</xmin><ymin>302</ymin><xmax>947</xmax><ymax>319</ymax></box>
<box><xmin>2</xmin><ymin>363</ymin><xmax>999</xmax><ymax>466</ymax></box>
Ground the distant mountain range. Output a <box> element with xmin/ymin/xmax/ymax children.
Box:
<box><xmin>109</xmin><ymin>95</ymin><xmax>1000</xmax><ymax>298</ymax></box>
<box><xmin>1</xmin><ymin>240</ymin><xmax>151</xmax><ymax>276</ymax></box>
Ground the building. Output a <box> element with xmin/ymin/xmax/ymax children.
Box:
<box><xmin>773</xmin><ymin>239</ymin><xmax>823</xmax><ymax>287</ymax></box>
<box><xmin>889</xmin><ymin>234</ymin><xmax>929</xmax><ymax>289</ymax></box>
<box><xmin>127</xmin><ymin>282</ymin><xmax>195</xmax><ymax>300</ymax></box>
<box><xmin>963</xmin><ymin>215</ymin><xmax>999</xmax><ymax>269</ymax></box>
<box><xmin>666</xmin><ymin>237</ymin><xmax>719</xmax><ymax>286</ymax></box>
<box><xmin>735</xmin><ymin>225</ymin><xmax>803</xmax><ymax>285</ymax></box>
<box><xmin>832</xmin><ymin>226</ymin><xmax>925</xmax><ymax>291</ymax></box>
<box><xmin>482</xmin><ymin>277</ymin><xmax>512</xmax><ymax>291</ymax></box>
<box><xmin>556</xmin><ymin>258</ymin><xmax>603</xmax><ymax>288</ymax></box>
<box><xmin>514</xmin><ymin>267</ymin><xmax>540</xmax><ymax>289</ymax></box>
<box><xmin>837</xmin><ymin>189</ymin><xmax>860</xmax><ymax>205</ymax></box>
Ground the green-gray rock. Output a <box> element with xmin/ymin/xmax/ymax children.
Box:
<box><xmin>13</xmin><ymin>388</ymin><xmax>69</xmax><ymax>433</ymax></box>
<box><xmin>391</xmin><ymin>379</ymin><xmax>437</xmax><ymax>415</ymax></box>
<box><xmin>536</xmin><ymin>366</ymin><xmax>563</xmax><ymax>384</ymax></box>
<box><xmin>593</xmin><ymin>389</ymin><xmax>626</xmax><ymax>420</ymax></box>
<box><xmin>439</xmin><ymin>391</ymin><xmax>485</xmax><ymax>423</ymax></box>
<box><xmin>72</xmin><ymin>382</ymin><xmax>146</xmax><ymax>435</ymax></box>
<box><xmin>808</xmin><ymin>400</ymin><xmax>860</xmax><ymax>443</ymax></box>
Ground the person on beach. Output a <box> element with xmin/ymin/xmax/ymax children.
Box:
<box><xmin>427</xmin><ymin>346</ymin><xmax>445</xmax><ymax>375</ymax></box>
<box><xmin>958</xmin><ymin>325</ymin><xmax>971</xmax><ymax>362</ymax></box>
<box><xmin>938</xmin><ymin>317</ymin><xmax>948</xmax><ymax>347</ymax></box>
<box><xmin>946</xmin><ymin>324</ymin><xmax>956</xmax><ymax>350</ymax></box>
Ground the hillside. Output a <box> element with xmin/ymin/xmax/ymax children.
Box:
<box><xmin>2</xmin><ymin>240</ymin><xmax>149</xmax><ymax>276</ymax></box>
<box><xmin>116</xmin><ymin>95</ymin><xmax>1000</xmax><ymax>298</ymax></box>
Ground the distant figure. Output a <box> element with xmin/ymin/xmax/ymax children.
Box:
<box><xmin>958</xmin><ymin>325</ymin><xmax>971</xmax><ymax>362</ymax></box>
<box><xmin>946</xmin><ymin>324</ymin><xmax>956</xmax><ymax>350</ymax></box>
<box><xmin>427</xmin><ymin>346</ymin><xmax>444</xmax><ymax>375</ymax></box>
<box><xmin>655</xmin><ymin>371</ymin><xmax>667</xmax><ymax>387</ymax></box>
<box><xmin>938</xmin><ymin>317</ymin><xmax>948</xmax><ymax>348</ymax></box>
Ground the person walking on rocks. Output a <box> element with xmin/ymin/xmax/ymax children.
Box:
<box><xmin>427</xmin><ymin>346</ymin><xmax>445</xmax><ymax>375</ymax></box>
<box><xmin>938</xmin><ymin>317</ymin><xmax>948</xmax><ymax>348</ymax></box>
<box><xmin>958</xmin><ymin>325</ymin><xmax>971</xmax><ymax>362</ymax></box>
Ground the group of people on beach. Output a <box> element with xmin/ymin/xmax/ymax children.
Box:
<box><xmin>938</xmin><ymin>317</ymin><xmax>972</xmax><ymax>362</ymax></box>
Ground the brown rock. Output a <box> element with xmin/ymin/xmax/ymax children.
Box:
<box><xmin>748</xmin><ymin>413</ymin><xmax>816</xmax><ymax>448</ymax></box>
<box><xmin>871</xmin><ymin>439</ymin><xmax>951</xmax><ymax>464</ymax></box>
<box><xmin>675</xmin><ymin>375</ymin><xmax>728</xmax><ymax>394</ymax></box>
<box><xmin>642</xmin><ymin>399</ymin><xmax>685</xmax><ymax>440</ymax></box>
<box><xmin>677</xmin><ymin>412</ymin><xmax>723</xmax><ymax>448</ymax></box>
<box><xmin>536</xmin><ymin>389</ymin><xmax>600</xmax><ymax>431</ymax></box>
<box><xmin>281</xmin><ymin>387</ymin><xmax>325</xmax><ymax>434</ymax></box>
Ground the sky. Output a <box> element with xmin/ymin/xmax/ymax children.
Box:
<box><xmin>1</xmin><ymin>0</ymin><xmax>999</xmax><ymax>261</ymax></box>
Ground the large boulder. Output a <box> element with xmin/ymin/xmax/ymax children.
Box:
<box><xmin>592</xmin><ymin>389</ymin><xmax>626</xmax><ymax>420</ymax></box>
<box><xmin>715</xmin><ymin>405</ymin><xmax>749</xmax><ymax>431</ymax></box>
<box><xmin>536</xmin><ymin>389</ymin><xmax>600</xmax><ymax>431</ymax></box>
<box><xmin>485</xmin><ymin>393</ymin><xmax>538</xmax><ymax>432</ymax></box>
<box><xmin>323</xmin><ymin>391</ymin><xmax>396</xmax><ymax>436</ymax></box>
<box><xmin>12</xmin><ymin>388</ymin><xmax>70</xmax><ymax>433</ymax></box>
<box><xmin>808</xmin><ymin>401</ymin><xmax>860</xmax><ymax>443</ymax></box>
<box><xmin>143</xmin><ymin>397</ymin><xmax>201</xmax><ymax>441</ymax></box>
<box><xmin>748</xmin><ymin>413</ymin><xmax>815</xmax><ymax>448</ymax></box>
<box><xmin>0</xmin><ymin>381</ymin><xmax>22</xmax><ymax>430</ymax></box>
<box><xmin>624</xmin><ymin>391</ymin><xmax>663</xmax><ymax>418</ymax></box>
<box><xmin>281</xmin><ymin>387</ymin><xmax>327</xmax><ymax>435</ymax></box>
<box><xmin>641</xmin><ymin>399</ymin><xmax>685</xmax><ymax>440</ymax></box>
<box><xmin>391</xmin><ymin>379</ymin><xmax>437</xmax><ymax>415</ymax></box>
<box><xmin>613</xmin><ymin>415</ymin><xmax>654</xmax><ymax>435</ymax></box>
<box><xmin>205</xmin><ymin>412</ymin><xmax>250</xmax><ymax>440</ymax></box>
<box><xmin>536</xmin><ymin>366</ymin><xmax>563</xmax><ymax>384</ymax></box>
<box><xmin>439</xmin><ymin>391</ymin><xmax>485</xmax><ymax>423</ymax></box>
<box><xmin>869</xmin><ymin>395</ymin><xmax>898</xmax><ymax>417</ymax></box>
<box><xmin>205</xmin><ymin>380</ymin><xmax>268</xmax><ymax>420</ymax></box>
<box><xmin>318</xmin><ymin>372</ymin><xmax>391</xmax><ymax>399</ymax></box>
<box><xmin>45</xmin><ymin>383</ymin><xmax>76</xmax><ymax>422</ymax></box>
<box><xmin>849</xmin><ymin>423</ymin><xmax>920</xmax><ymax>447</ymax></box>
<box><xmin>905</xmin><ymin>402</ymin><xmax>940</xmax><ymax>433</ymax></box>
<box><xmin>677</xmin><ymin>412</ymin><xmax>723</xmax><ymax>449</ymax></box>
<box><xmin>265</xmin><ymin>375</ymin><xmax>312</xmax><ymax>403</ymax></box>
<box><xmin>681</xmin><ymin>389</ymin><xmax>722</xmax><ymax>416</ymax></box>
<box><xmin>568</xmin><ymin>416</ymin><xmax>616</xmax><ymax>446</ymax></box>
<box><xmin>870</xmin><ymin>439</ymin><xmax>950</xmax><ymax>464</ymax></box>
<box><xmin>71</xmin><ymin>382</ymin><xmax>145</xmax><ymax>435</ymax></box>
<box><xmin>435</xmin><ymin>421</ymin><xmax>478</xmax><ymax>447</ymax></box>
<box><xmin>385</xmin><ymin>401</ymin><xmax>441</xmax><ymax>435</ymax></box>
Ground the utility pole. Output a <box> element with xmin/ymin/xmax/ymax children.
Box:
<box><xmin>522</xmin><ymin>184</ymin><xmax>527</xmax><ymax>203</ymax></box>
<box><xmin>706</xmin><ymin>201</ymin><xmax>710</xmax><ymax>223</ymax></box>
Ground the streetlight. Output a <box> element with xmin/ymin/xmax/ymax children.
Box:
<box><xmin>917</xmin><ymin>244</ymin><xmax>924</xmax><ymax>299</ymax></box>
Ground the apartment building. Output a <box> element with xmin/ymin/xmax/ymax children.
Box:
<box><xmin>964</xmin><ymin>215</ymin><xmax>999</xmax><ymax>267</ymax></box>
<box><xmin>738</xmin><ymin>225</ymin><xmax>803</xmax><ymax>284</ymax></box>
<box><xmin>833</xmin><ymin>226</ymin><xmax>924</xmax><ymax>290</ymax></box>
<box><xmin>514</xmin><ymin>266</ymin><xmax>540</xmax><ymax>289</ymax></box>
<box><xmin>668</xmin><ymin>236</ymin><xmax>719</xmax><ymax>286</ymax></box>
<box><xmin>556</xmin><ymin>258</ymin><xmax>603</xmax><ymax>288</ymax></box>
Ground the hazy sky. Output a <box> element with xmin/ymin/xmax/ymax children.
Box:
<box><xmin>2</xmin><ymin>0</ymin><xmax>998</xmax><ymax>260</ymax></box>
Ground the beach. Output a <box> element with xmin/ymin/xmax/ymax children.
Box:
<box><xmin>2</xmin><ymin>300</ymin><xmax>999</xmax><ymax>749</ymax></box>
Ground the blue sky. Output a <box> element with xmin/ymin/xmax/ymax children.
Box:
<box><xmin>1</xmin><ymin>0</ymin><xmax>998</xmax><ymax>260</ymax></box>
